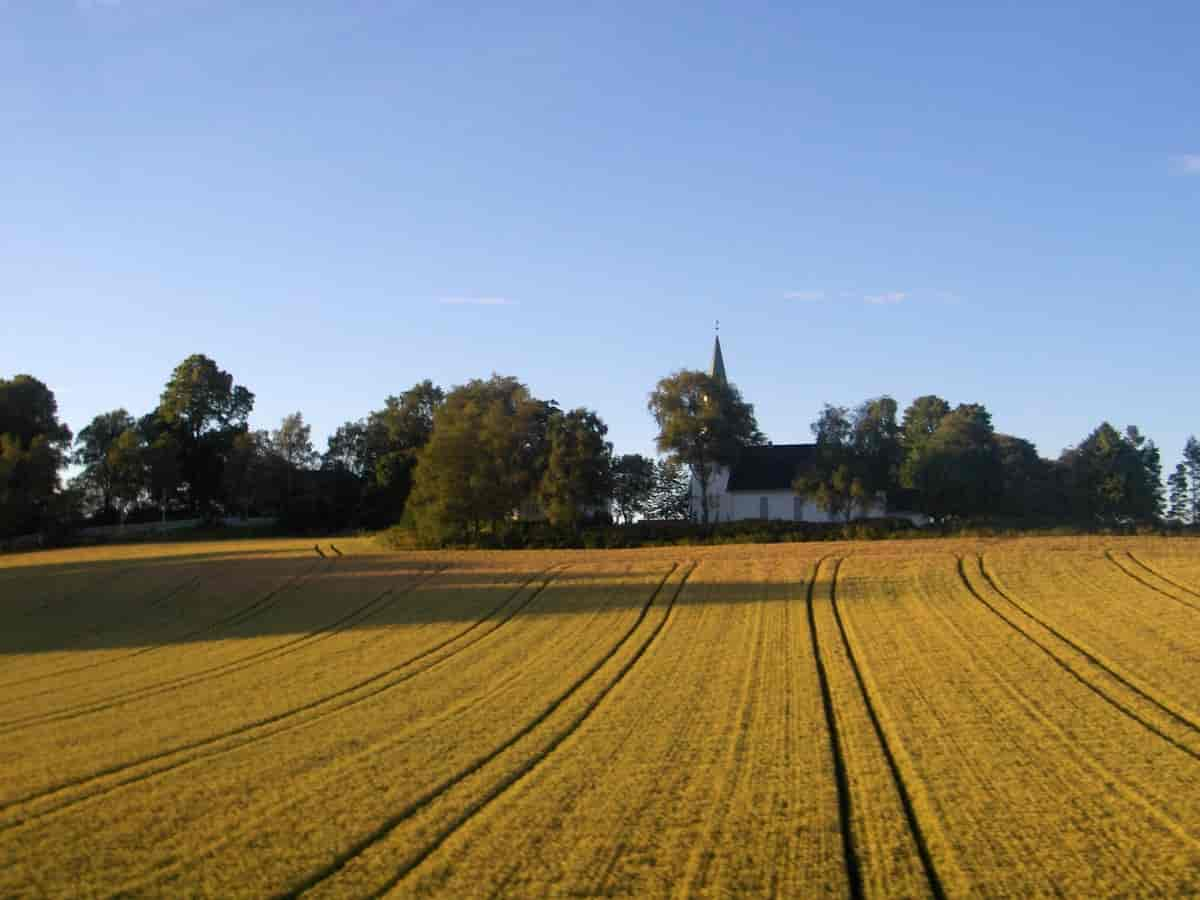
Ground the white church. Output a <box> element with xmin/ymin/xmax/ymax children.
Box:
<box><xmin>687</xmin><ymin>335</ymin><xmax>915</xmax><ymax>524</ymax></box>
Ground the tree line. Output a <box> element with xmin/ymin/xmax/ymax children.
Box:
<box><xmin>0</xmin><ymin>358</ymin><xmax>689</xmax><ymax>543</ymax></box>
<box><xmin>2</xmin><ymin>358</ymin><xmax>1198</xmax><ymax>544</ymax></box>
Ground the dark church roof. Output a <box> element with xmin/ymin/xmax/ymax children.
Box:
<box><xmin>726</xmin><ymin>444</ymin><xmax>817</xmax><ymax>492</ymax></box>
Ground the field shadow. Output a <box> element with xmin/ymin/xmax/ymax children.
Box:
<box><xmin>0</xmin><ymin>552</ymin><xmax>811</xmax><ymax>657</ymax></box>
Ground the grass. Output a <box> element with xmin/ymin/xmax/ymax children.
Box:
<box><xmin>1</xmin><ymin>535</ymin><xmax>1200</xmax><ymax>896</ymax></box>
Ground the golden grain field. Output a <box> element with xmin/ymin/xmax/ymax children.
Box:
<box><xmin>2</xmin><ymin>535</ymin><xmax>1200</xmax><ymax>898</ymax></box>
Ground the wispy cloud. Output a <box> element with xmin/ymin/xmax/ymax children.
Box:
<box><xmin>864</xmin><ymin>291</ymin><xmax>907</xmax><ymax>305</ymax></box>
<box><xmin>438</xmin><ymin>296</ymin><xmax>514</xmax><ymax>306</ymax></box>
<box><xmin>784</xmin><ymin>290</ymin><xmax>825</xmax><ymax>302</ymax></box>
<box><xmin>1171</xmin><ymin>154</ymin><xmax>1200</xmax><ymax>175</ymax></box>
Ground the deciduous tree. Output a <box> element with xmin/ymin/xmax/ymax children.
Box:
<box><xmin>647</xmin><ymin>370</ymin><xmax>763</xmax><ymax>525</ymax></box>
<box><xmin>409</xmin><ymin>375</ymin><xmax>554</xmax><ymax>542</ymax></box>
<box><xmin>539</xmin><ymin>409</ymin><xmax>612</xmax><ymax>529</ymax></box>
<box><xmin>611</xmin><ymin>453</ymin><xmax>657</xmax><ymax>524</ymax></box>
<box><xmin>902</xmin><ymin>403</ymin><xmax>1001</xmax><ymax>522</ymax></box>
<box><xmin>73</xmin><ymin>409</ymin><xmax>136</xmax><ymax>519</ymax></box>
<box><xmin>0</xmin><ymin>375</ymin><xmax>72</xmax><ymax>537</ymax></box>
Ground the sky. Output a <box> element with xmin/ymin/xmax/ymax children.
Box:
<box><xmin>4</xmin><ymin>1</ymin><xmax>1199</xmax><ymax>471</ymax></box>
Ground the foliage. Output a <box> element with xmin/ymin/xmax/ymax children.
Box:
<box><xmin>900</xmin><ymin>394</ymin><xmax>951</xmax><ymax>456</ymax></box>
<box><xmin>901</xmin><ymin>403</ymin><xmax>1002</xmax><ymax>522</ymax></box>
<box><xmin>994</xmin><ymin>434</ymin><xmax>1060</xmax><ymax>519</ymax></box>
<box><xmin>610</xmin><ymin>453</ymin><xmax>657</xmax><ymax>524</ymax></box>
<box><xmin>1167</xmin><ymin>463</ymin><xmax>1190</xmax><ymax>524</ymax></box>
<box><xmin>648</xmin><ymin>458</ymin><xmax>692</xmax><ymax>521</ymax></box>
<box><xmin>0</xmin><ymin>375</ymin><xmax>73</xmax><ymax>538</ymax></box>
<box><xmin>321</xmin><ymin>380</ymin><xmax>445</xmax><ymax>528</ymax></box>
<box><xmin>1184</xmin><ymin>436</ymin><xmax>1200</xmax><ymax>524</ymax></box>
<box><xmin>647</xmin><ymin>369</ymin><xmax>763</xmax><ymax>524</ymax></box>
<box><xmin>1058</xmin><ymin>422</ymin><xmax>1163</xmax><ymax>523</ymax></box>
<box><xmin>73</xmin><ymin>409</ymin><xmax>136</xmax><ymax>519</ymax></box>
<box><xmin>155</xmin><ymin>355</ymin><xmax>256</xmax><ymax>514</ymax></box>
<box><xmin>158</xmin><ymin>354</ymin><xmax>255</xmax><ymax>441</ymax></box>
<box><xmin>408</xmin><ymin>375</ymin><xmax>554</xmax><ymax>543</ymax></box>
<box><xmin>107</xmin><ymin>429</ymin><xmax>146</xmax><ymax>522</ymax></box>
<box><xmin>538</xmin><ymin>408</ymin><xmax>612</xmax><ymax>529</ymax></box>
<box><xmin>794</xmin><ymin>398</ymin><xmax>899</xmax><ymax>522</ymax></box>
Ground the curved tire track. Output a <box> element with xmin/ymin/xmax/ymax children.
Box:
<box><xmin>1105</xmin><ymin>550</ymin><xmax>1200</xmax><ymax>613</ymax></box>
<box><xmin>972</xmin><ymin>554</ymin><xmax>1200</xmax><ymax>743</ymax></box>
<box><xmin>1126</xmin><ymin>552</ymin><xmax>1200</xmax><ymax>600</ymax></box>
<box><xmin>276</xmin><ymin>561</ymin><xmax>695</xmax><ymax>900</ymax></box>
<box><xmin>0</xmin><ymin>565</ymin><xmax>561</xmax><ymax>831</ymax></box>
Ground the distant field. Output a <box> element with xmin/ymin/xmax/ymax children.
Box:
<box><xmin>2</xmin><ymin>536</ymin><xmax>1200</xmax><ymax>897</ymax></box>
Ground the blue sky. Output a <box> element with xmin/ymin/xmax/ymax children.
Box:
<box><xmin>4</xmin><ymin>1</ymin><xmax>1198</xmax><ymax>470</ymax></box>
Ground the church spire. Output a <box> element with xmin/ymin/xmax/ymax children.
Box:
<box><xmin>710</xmin><ymin>322</ymin><xmax>727</xmax><ymax>385</ymax></box>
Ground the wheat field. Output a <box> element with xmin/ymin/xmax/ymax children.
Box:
<box><xmin>2</xmin><ymin>536</ymin><xmax>1200</xmax><ymax>897</ymax></box>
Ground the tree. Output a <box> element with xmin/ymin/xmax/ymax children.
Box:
<box><xmin>144</xmin><ymin>432</ymin><xmax>183</xmax><ymax>523</ymax></box>
<box><xmin>270</xmin><ymin>412</ymin><xmax>316</xmax><ymax>514</ymax></box>
<box><xmin>852</xmin><ymin>396</ymin><xmax>902</xmax><ymax>496</ymax></box>
<box><xmin>156</xmin><ymin>355</ymin><xmax>255</xmax><ymax>514</ymax></box>
<box><xmin>648</xmin><ymin>458</ymin><xmax>691</xmax><ymax>520</ymax></box>
<box><xmin>538</xmin><ymin>409</ymin><xmax>612</xmax><ymax>529</ymax></box>
<box><xmin>223</xmin><ymin>430</ymin><xmax>269</xmax><ymax>519</ymax></box>
<box><xmin>408</xmin><ymin>375</ymin><xmax>554</xmax><ymax>542</ymax></box>
<box><xmin>0</xmin><ymin>375</ymin><xmax>73</xmax><ymax>537</ymax></box>
<box><xmin>611</xmin><ymin>453</ymin><xmax>657</xmax><ymax>524</ymax></box>
<box><xmin>795</xmin><ymin>404</ymin><xmax>862</xmax><ymax>523</ymax></box>
<box><xmin>158</xmin><ymin>355</ymin><xmax>255</xmax><ymax>441</ymax></box>
<box><xmin>1185</xmin><ymin>437</ymin><xmax>1200</xmax><ymax>524</ymax></box>
<box><xmin>73</xmin><ymin>409</ymin><xmax>136</xmax><ymax>520</ymax></box>
<box><xmin>995</xmin><ymin>434</ymin><xmax>1059</xmax><ymax>518</ymax></box>
<box><xmin>364</xmin><ymin>381</ymin><xmax>446</xmax><ymax>525</ymax></box>
<box><xmin>901</xmin><ymin>403</ymin><xmax>1001</xmax><ymax>522</ymax></box>
<box><xmin>1168</xmin><ymin>463</ymin><xmax>1191</xmax><ymax>524</ymax></box>
<box><xmin>321</xmin><ymin>381</ymin><xmax>446</xmax><ymax>528</ymax></box>
<box><xmin>323</xmin><ymin>421</ymin><xmax>368</xmax><ymax>477</ymax></box>
<box><xmin>796</xmin><ymin>398</ymin><xmax>899</xmax><ymax>522</ymax></box>
<box><xmin>647</xmin><ymin>369</ymin><xmax>763</xmax><ymax>524</ymax></box>
<box><xmin>107</xmin><ymin>429</ymin><xmax>146</xmax><ymax>523</ymax></box>
<box><xmin>901</xmin><ymin>395</ymin><xmax>951</xmax><ymax>457</ymax></box>
<box><xmin>1059</xmin><ymin>422</ymin><xmax>1162</xmax><ymax>523</ymax></box>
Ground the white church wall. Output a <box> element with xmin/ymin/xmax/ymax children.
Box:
<box><xmin>726</xmin><ymin>491</ymin><xmax>889</xmax><ymax>523</ymax></box>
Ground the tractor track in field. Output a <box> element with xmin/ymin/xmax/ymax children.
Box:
<box><xmin>0</xmin><ymin>565</ymin><xmax>561</xmax><ymax>832</ymax></box>
<box><xmin>1126</xmin><ymin>552</ymin><xmax>1200</xmax><ymax>600</ymax></box>
<box><xmin>680</xmin><ymin>576</ymin><xmax>769</xmax><ymax>896</ymax></box>
<box><xmin>805</xmin><ymin>556</ymin><xmax>863</xmax><ymax>900</ymax></box>
<box><xmin>1104</xmin><ymin>550</ymin><xmax>1200</xmax><ymax>613</ymax></box>
<box><xmin>958</xmin><ymin>555</ymin><xmax>1200</xmax><ymax>760</ymax></box>
<box><xmin>0</xmin><ymin>573</ymin><xmax>211</xmax><ymax>691</ymax></box>
<box><xmin>0</xmin><ymin>558</ymin><xmax>341</xmax><ymax>732</ymax></box>
<box><xmin>274</xmin><ymin>561</ymin><xmax>695</xmax><ymax>900</ymax></box>
<box><xmin>829</xmin><ymin>557</ymin><xmax>946</xmax><ymax>900</ymax></box>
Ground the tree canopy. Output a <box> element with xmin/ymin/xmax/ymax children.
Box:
<box><xmin>0</xmin><ymin>375</ymin><xmax>72</xmax><ymax>538</ymax></box>
<box><xmin>647</xmin><ymin>369</ymin><xmax>763</xmax><ymax>524</ymax></box>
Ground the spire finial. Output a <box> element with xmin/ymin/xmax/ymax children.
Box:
<box><xmin>715</xmin><ymin>318</ymin><xmax>720</xmax><ymax>334</ymax></box>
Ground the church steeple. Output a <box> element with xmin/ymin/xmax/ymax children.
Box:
<box><xmin>710</xmin><ymin>323</ymin><xmax>727</xmax><ymax>385</ymax></box>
